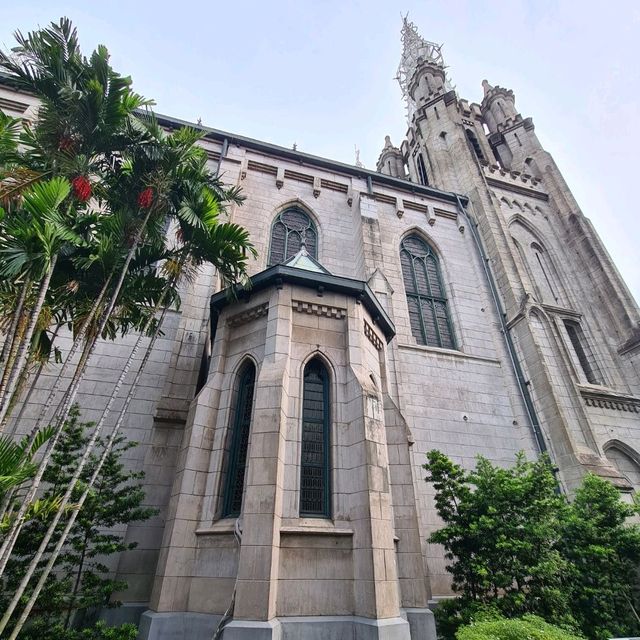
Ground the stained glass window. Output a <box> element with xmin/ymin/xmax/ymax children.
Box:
<box><xmin>401</xmin><ymin>236</ymin><xmax>455</xmax><ymax>349</ymax></box>
<box><xmin>222</xmin><ymin>361</ymin><xmax>256</xmax><ymax>517</ymax></box>
<box><xmin>300</xmin><ymin>359</ymin><xmax>330</xmax><ymax>517</ymax></box>
<box><xmin>269</xmin><ymin>208</ymin><xmax>317</xmax><ymax>265</ymax></box>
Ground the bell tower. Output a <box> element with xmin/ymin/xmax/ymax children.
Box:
<box><xmin>376</xmin><ymin>17</ymin><xmax>640</xmax><ymax>497</ymax></box>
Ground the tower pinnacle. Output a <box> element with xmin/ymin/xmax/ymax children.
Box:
<box><xmin>396</xmin><ymin>16</ymin><xmax>446</xmax><ymax>102</ymax></box>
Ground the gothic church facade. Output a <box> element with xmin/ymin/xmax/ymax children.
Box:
<box><xmin>1</xmin><ymin>18</ymin><xmax>639</xmax><ymax>640</ymax></box>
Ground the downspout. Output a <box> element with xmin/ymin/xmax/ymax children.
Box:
<box><xmin>454</xmin><ymin>195</ymin><xmax>549</xmax><ymax>457</ymax></box>
<box><xmin>216</xmin><ymin>138</ymin><xmax>229</xmax><ymax>176</ymax></box>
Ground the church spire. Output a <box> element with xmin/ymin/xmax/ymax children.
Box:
<box><xmin>396</xmin><ymin>15</ymin><xmax>447</xmax><ymax>103</ymax></box>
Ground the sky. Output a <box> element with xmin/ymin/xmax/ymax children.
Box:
<box><xmin>3</xmin><ymin>1</ymin><xmax>639</xmax><ymax>302</ymax></box>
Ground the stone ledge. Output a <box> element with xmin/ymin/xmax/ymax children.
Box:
<box><xmin>195</xmin><ymin>519</ymin><xmax>237</xmax><ymax>536</ymax></box>
<box><xmin>280</xmin><ymin>525</ymin><xmax>354</xmax><ymax>536</ymax></box>
<box><xmin>397</xmin><ymin>343</ymin><xmax>501</xmax><ymax>365</ymax></box>
<box><xmin>579</xmin><ymin>386</ymin><xmax>640</xmax><ymax>413</ymax></box>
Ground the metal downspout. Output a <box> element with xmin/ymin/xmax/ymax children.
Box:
<box><xmin>454</xmin><ymin>195</ymin><xmax>549</xmax><ymax>456</ymax></box>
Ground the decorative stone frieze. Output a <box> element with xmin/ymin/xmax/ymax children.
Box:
<box><xmin>227</xmin><ymin>302</ymin><xmax>269</xmax><ymax>327</ymax></box>
<box><xmin>581</xmin><ymin>389</ymin><xmax>640</xmax><ymax>413</ymax></box>
<box><xmin>292</xmin><ymin>300</ymin><xmax>346</xmax><ymax>319</ymax></box>
<box><xmin>364</xmin><ymin>321</ymin><xmax>383</xmax><ymax>351</ymax></box>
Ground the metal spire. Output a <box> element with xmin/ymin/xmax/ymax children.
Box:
<box><xmin>395</xmin><ymin>15</ymin><xmax>446</xmax><ymax>102</ymax></box>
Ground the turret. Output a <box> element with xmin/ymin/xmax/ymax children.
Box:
<box><xmin>480</xmin><ymin>80</ymin><xmax>520</xmax><ymax>134</ymax></box>
<box><xmin>480</xmin><ymin>79</ymin><xmax>541</xmax><ymax>172</ymax></box>
<box><xmin>376</xmin><ymin>135</ymin><xmax>406</xmax><ymax>178</ymax></box>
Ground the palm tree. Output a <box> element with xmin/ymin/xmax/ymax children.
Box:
<box><xmin>0</xmin><ymin>21</ymin><xmax>256</xmax><ymax>619</ymax></box>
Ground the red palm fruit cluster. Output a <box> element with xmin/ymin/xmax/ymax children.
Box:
<box><xmin>71</xmin><ymin>175</ymin><xmax>91</xmax><ymax>202</ymax></box>
<box><xmin>58</xmin><ymin>136</ymin><xmax>75</xmax><ymax>152</ymax></box>
<box><xmin>137</xmin><ymin>187</ymin><xmax>154</xmax><ymax>209</ymax></box>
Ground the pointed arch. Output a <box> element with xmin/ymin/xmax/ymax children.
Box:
<box><xmin>300</xmin><ymin>357</ymin><xmax>331</xmax><ymax>517</ymax></box>
<box><xmin>500</xmin><ymin>197</ymin><xmax>513</xmax><ymax>209</ymax></box>
<box><xmin>400</xmin><ymin>234</ymin><xmax>455</xmax><ymax>349</ymax></box>
<box><xmin>268</xmin><ymin>202</ymin><xmax>318</xmax><ymax>266</ymax></box>
<box><xmin>509</xmin><ymin>217</ymin><xmax>564</xmax><ymax>305</ymax></box>
<box><xmin>604</xmin><ymin>440</ymin><xmax>640</xmax><ymax>490</ymax></box>
<box><xmin>221</xmin><ymin>358</ymin><xmax>257</xmax><ymax>517</ymax></box>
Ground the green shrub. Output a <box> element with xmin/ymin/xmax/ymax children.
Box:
<box><xmin>19</xmin><ymin>620</ymin><xmax>137</xmax><ymax>640</ymax></box>
<box><xmin>456</xmin><ymin>615</ymin><xmax>585</xmax><ymax>640</ymax></box>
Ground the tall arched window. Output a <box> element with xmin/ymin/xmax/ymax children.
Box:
<box><xmin>268</xmin><ymin>208</ymin><xmax>317</xmax><ymax>266</ymax></box>
<box><xmin>300</xmin><ymin>359</ymin><xmax>330</xmax><ymax>517</ymax></box>
<box><xmin>221</xmin><ymin>361</ymin><xmax>256</xmax><ymax>517</ymax></box>
<box><xmin>416</xmin><ymin>153</ymin><xmax>429</xmax><ymax>186</ymax></box>
<box><xmin>466</xmin><ymin>128</ymin><xmax>486</xmax><ymax>163</ymax></box>
<box><xmin>400</xmin><ymin>236</ymin><xmax>455</xmax><ymax>349</ymax></box>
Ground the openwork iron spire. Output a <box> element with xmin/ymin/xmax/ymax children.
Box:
<box><xmin>396</xmin><ymin>15</ymin><xmax>446</xmax><ymax>102</ymax></box>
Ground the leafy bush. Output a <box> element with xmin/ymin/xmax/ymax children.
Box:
<box><xmin>456</xmin><ymin>615</ymin><xmax>584</xmax><ymax>640</ymax></box>
<box><xmin>424</xmin><ymin>450</ymin><xmax>640</xmax><ymax>640</ymax></box>
<box><xmin>20</xmin><ymin>620</ymin><xmax>137</xmax><ymax>640</ymax></box>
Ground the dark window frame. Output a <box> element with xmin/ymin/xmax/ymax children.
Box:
<box><xmin>563</xmin><ymin>320</ymin><xmax>601</xmax><ymax>385</ymax></box>
<box><xmin>416</xmin><ymin>153</ymin><xmax>429</xmax><ymax>186</ymax></box>
<box><xmin>401</xmin><ymin>235</ymin><xmax>455</xmax><ymax>349</ymax></box>
<box><xmin>268</xmin><ymin>207</ymin><xmax>317</xmax><ymax>266</ymax></box>
<box><xmin>221</xmin><ymin>361</ymin><xmax>257</xmax><ymax>518</ymax></box>
<box><xmin>300</xmin><ymin>358</ymin><xmax>331</xmax><ymax>518</ymax></box>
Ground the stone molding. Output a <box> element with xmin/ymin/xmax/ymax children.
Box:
<box><xmin>292</xmin><ymin>300</ymin><xmax>346</xmax><ymax>319</ymax></box>
<box><xmin>227</xmin><ymin>303</ymin><xmax>269</xmax><ymax>327</ymax></box>
<box><xmin>364</xmin><ymin>321</ymin><xmax>384</xmax><ymax>351</ymax></box>
<box><xmin>580</xmin><ymin>387</ymin><xmax>640</xmax><ymax>413</ymax></box>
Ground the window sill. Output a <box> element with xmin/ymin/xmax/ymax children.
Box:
<box><xmin>195</xmin><ymin>519</ymin><xmax>238</xmax><ymax>536</ymax></box>
<box><xmin>280</xmin><ymin>518</ymin><xmax>353</xmax><ymax>536</ymax></box>
<box><xmin>397</xmin><ymin>343</ymin><xmax>501</xmax><ymax>365</ymax></box>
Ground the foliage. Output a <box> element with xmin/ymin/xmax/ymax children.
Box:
<box><xmin>456</xmin><ymin>615</ymin><xmax>584</xmax><ymax>640</ymax></box>
<box><xmin>424</xmin><ymin>450</ymin><xmax>640</xmax><ymax>640</ymax></box>
<box><xmin>1</xmin><ymin>408</ymin><xmax>156</xmax><ymax>636</ymax></box>
<box><xmin>17</xmin><ymin>620</ymin><xmax>137</xmax><ymax>640</ymax></box>
<box><xmin>560</xmin><ymin>474</ymin><xmax>640</xmax><ymax>640</ymax></box>
<box><xmin>425</xmin><ymin>450</ymin><xmax>572</xmax><ymax>631</ymax></box>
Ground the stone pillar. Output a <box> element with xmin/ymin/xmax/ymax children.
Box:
<box><xmin>224</xmin><ymin>288</ymin><xmax>292</xmax><ymax>639</ymax></box>
<box><xmin>344</xmin><ymin>299</ymin><xmax>410</xmax><ymax>639</ymax></box>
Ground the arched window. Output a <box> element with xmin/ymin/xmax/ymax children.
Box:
<box><xmin>300</xmin><ymin>359</ymin><xmax>330</xmax><ymax>517</ymax></box>
<box><xmin>416</xmin><ymin>153</ymin><xmax>429</xmax><ymax>186</ymax></box>
<box><xmin>221</xmin><ymin>361</ymin><xmax>256</xmax><ymax>517</ymax></box>
<box><xmin>400</xmin><ymin>236</ymin><xmax>455</xmax><ymax>349</ymax></box>
<box><xmin>268</xmin><ymin>208</ymin><xmax>317</xmax><ymax>266</ymax></box>
<box><xmin>563</xmin><ymin>320</ymin><xmax>602</xmax><ymax>385</ymax></box>
<box><xmin>466</xmin><ymin>129</ymin><xmax>486</xmax><ymax>163</ymax></box>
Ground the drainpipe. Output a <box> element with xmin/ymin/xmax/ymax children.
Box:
<box><xmin>454</xmin><ymin>195</ymin><xmax>549</xmax><ymax>457</ymax></box>
<box><xmin>216</xmin><ymin>138</ymin><xmax>229</xmax><ymax>176</ymax></box>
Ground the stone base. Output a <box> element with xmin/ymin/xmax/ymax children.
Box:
<box><xmin>281</xmin><ymin>616</ymin><xmax>410</xmax><ymax>640</ymax></box>
<box><xmin>101</xmin><ymin>603</ymin><xmax>148</xmax><ymax>627</ymax></box>
<box><xmin>403</xmin><ymin>608</ymin><xmax>437</xmax><ymax>640</ymax></box>
<box><xmin>137</xmin><ymin>611</ymin><xmax>221</xmax><ymax>639</ymax></box>
<box><xmin>138</xmin><ymin>612</ymin><xmax>413</xmax><ymax>640</ymax></box>
<box><xmin>223</xmin><ymin>619</ymin><xmax>282</xmax><ymax>640</ymax></box>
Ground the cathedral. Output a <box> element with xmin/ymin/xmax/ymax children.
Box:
<box><xmin>1</xmin><ymin>17</ymin><xmax>639</xmax><ymax>640</ymax></box>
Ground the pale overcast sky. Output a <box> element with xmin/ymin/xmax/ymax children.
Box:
<box><xmin>3</xmin><ymin>1</ymin><xmax>639</xmax><ymax>302</ymax></box>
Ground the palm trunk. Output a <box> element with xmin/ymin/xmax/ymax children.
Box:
<box><xmin>3</xmin><ymin>295</ymin><xmax>170</xmax><ymax>639</ymax></box>
<box><xmin>0</xmin><ymin>279</ymin><xmax>29</xmax><ymax>372</ymax></box>
<box><xmin>33</xmin><ymin>273</ymin><xmax>112</xmax><ymax>430</ymax></box>
<box><xmin>0</xmin><ymin>256</ymin><xmax>57</xmax><ymax>426</ymax></box>
<box><xmin>0</xmin><ymin>207</ymin><xmax>156</xmax><ymax>578</ymax></box>
<box><xmin>0</xmin><ymin>281</ymin><xmax>30</xmax><ymax>410</ymax></box>
<box><xmin>41</xmin><ymin>205</ymin><xmax>155</xmax><ymax>434</ymax></box>
<box><xmin>5</xmin><ymin>322</ymin><xmax>63</xmax><ymax>437</ymax></box>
